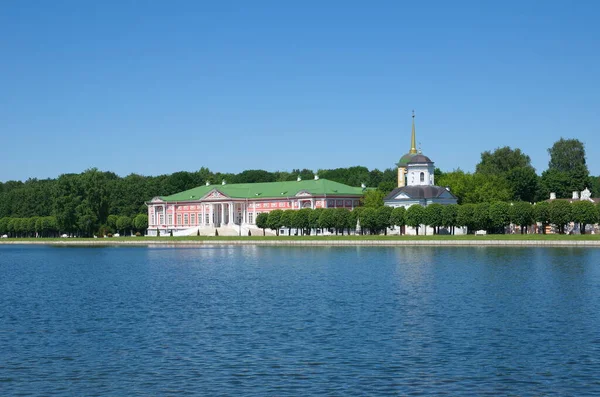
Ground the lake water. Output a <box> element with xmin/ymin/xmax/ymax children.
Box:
<box><xmin>1</xmin><ymin>245</ymin><xmax>600</xmax><ymax>396</ymax></box>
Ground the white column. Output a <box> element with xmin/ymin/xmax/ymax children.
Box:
<box><xmin>311</xmin><ymin>199</ymin><xmax>315</xmax><ymax>209</ymax></box>
<box><xmin>220</xmin><ymin>203</ymin><xmax>225</xmax><ymax>227</ymax></box>
<box><xmin>209</xmin><ymin>204</ymin><xmax>214</xmax><ymax>226</ymax></box>
<box><xmin>228</xmin><ymin>202</ymin><xmax>234</xmax><ymax>225</ymax></box>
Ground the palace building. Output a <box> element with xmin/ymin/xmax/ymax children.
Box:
<box><xmin>146</xmin><ymin>177</ymin><xmax>365</xmax><ymax>236</ymax></box>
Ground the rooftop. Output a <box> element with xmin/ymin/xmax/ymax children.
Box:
<box><xmin>156</xmin><ymin>178</ymin><xmax>366</xmax><ymax>202</ymax></box>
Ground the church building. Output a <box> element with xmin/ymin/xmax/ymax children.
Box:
<box><xmin>384</xmin><ymin>113</ymin><xmax>458</xmax><ymax>208</ymax></box>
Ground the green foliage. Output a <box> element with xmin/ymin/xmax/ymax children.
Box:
<box><xmin>116</xmin><ymin>216</ymin><xmax>132</xmax><ymax>235</ymax></box>
<box><xmin>107</xmin><ymin>215</ymin><xmax>119</xmax><ymax>230</ymax></box>
<box><xmin>333</xmin><ymin>208</ymin><xmax>351</xmax><ymax>235</ymax></box>
<box><xmin>473</xmin><ymin>203</ymin><xmax>491</xmax><ymax>231</ymax></box>
<box><xmin>509</xmin><ymin>202</ymin><xmax>534</xmax><ymax>233</ymax></box>
<box><xmin>309</xmin><ymin>208</ymin><xmax>324</xmax><ymax>232</ymax></box>
<box><xmin>476</xmin><ymin>146</ymin><xmax>532</xmax><ymax>175</ymax></box>
<box><xmin>424</xmin><ymin>203</ymin><xmax>443</xmax><ymax>234</ymax></box>
<box><xmin>541</xmin><ymin>138</ymin><xmax>589</xmax><ymax>198</ymax></box>
<box><xmin>255</xmin><ymin>213</ymin><xmax>269</xmax><ymax>232</ymax></box>
<box><xmin>280</xmin><ymin>210</ymin><xmax>295</xmax><ymax>235</ymax></box>
<box><xmin>506</xmin><ymin>167</ymin><xmax>538</xmax><ymax>203</ymax></box>
<box><xmin>488</xmin><ymin>201</ymin><xmax>510</xmax><ymax>233</ymax></box>
<box><xmin>571</xmin><ymin>201</ymin><xmax>597</xmax><ymax>234</ymax></box>
<box><xmin>405</xmin><ymin>205</ymin><xmax>425</xmax><ymax>235</ymax></box>
<box><xmin>133</xmin><ymin>214</ymin><xmax>148</xmax><ymax>231</ymax></box>
<box><xmin>375</xmin><ymin>206</ymin><xmax>393</xmax><ymax>235</ymax></box>
<box><xmin>548</xmin><ymin>200</ymin><xmax>572</xmax><ymax>234</ymax></box>
<box><xmin>437</xmin><ymin>170</ymin><xmax>512</xmax><ymax>204</ymax></box>
<box><xmin>361</xmin><ymin>190</ymin><xmax>386</xmax><ymax>208</ymax></box>
<box><xmin>359</xmin><ymin>208</ymin><xmax>378</xmax><ymax>234</ymax></box>
<box><xmin>390</xmin><ymin>207</ymin><xmax>406</xmax><ymax>229</ymax></box>
<box><xmin>318</xmin><ymin>209</ymin><xmax>336</xmax><ymax>232</ymax></box>
<box><xmin>457</xmin><ymin>204</ymin><xmax>476</xmax><ymax>233</ymax></box>
<box><xmin>267</xmin><ymin>210</ymin><xmax>284</xmax><ymax>235</ymax></box>
<box><xmin>292</xmin><ymin>208</ymin><xmax>311</xmax><ymax>235</ymax></box>
<box><xmin>441</xmin><ymin>204</ymin><xmax>459</xmax><ymax>231</ymax></box>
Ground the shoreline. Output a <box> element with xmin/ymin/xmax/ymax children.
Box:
<box><xmin>1</xmin><ymin>239</ymin><xmax>600</xmax><ymax>247</ymax></box>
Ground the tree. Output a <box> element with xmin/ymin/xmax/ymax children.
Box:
<box><xmin>107</xmin><ymin>214</ymin><xmax>119</xmax><ymax>232</ymax></box>
<box><xmin>116</xmin><ymin>216</ymin><xmax>132</xmax><ymax>236</ymax></box>
<box><xmin>309</xmin><ymin>208</ymin><xmax>324</xmax><ymax>234</ymax></box>
<box><xmin>360</xmin><ymin>208</ymin><xmax>378</xmax><ymax>234</ymax></box>
<box><xmin>571</xmin><ymin>201</ymin><xmax>597</xmax><ymax>234</ymax></box>
<box><xmin>488</xmin><ymin>202</ymin><xmax>510</xmax><ymax>234</ymax></box>
<box><xmin>361</xmin><ymin>190</ymin><xmax>386</xmax><ymax>208</ymax></box>
<box><xmin>541</xmin><ymin>138</ymin><xmax>589</xmax><ymax>198</ymax></box>
<box><xmin>292</xmin><ymin>209</ymin><xmax>311</xmax><ymax>235</ymax></box>
<box><xmin>476</xmin><ymin>146</ymin><xmax>533</xmax><ymax>175</ymax></box>
<box><xmin>473</xmin><ymin>203</ymin><xmax>491</xmax><ymax>232</ymax></box>
<box><xmin>318</xmin><ymin>209</ymin><xmax>336</xmax><ymax>234</ymax></box>
<box><xmin>0</xmin><ymin>217</ymin><xmax>8</xmax><ymax>236</ymax></box>
<box><xmin>133</xmin><ymin>214</ymin><xmax>148</xmax><ymax>233</ymax></box>
<box><xmin>509</xmin><ymin>202</ymin><xmax>534</xmax><ymax>234</ymax></box>
<box><xmin>390</xmin><ymin>207</ymin><xmax>406</xmax><ymax>234</ymax></box>
<box><xmin>280</xmin><ymin>210</ymin><xmax>295</xmax><ymax>236</ymax></box>
<box><xmin>457</xmin><ymin>204</ymin><xmax>476</xmax><ymax>234</ymax></box>
<box><xmin>255</xmin><ymin>213</ymin><xmax>269</xmax><ymax>235</ymax></box>
<box><xmin>534</xmin><ymin>201</ymin><xmax>550</xmax><ymax>234</ymax></box>
<box><xmin>349</xmin><ymin>207</ymin><xmax>364</xmax><ymax>234</ymax></box>
<box><xmin>333</xmin><ymin>208</ymin><xmax>351</xmax><ymax>235</ymax></box>
<box><xmin>375</xmin><ymin>206</ymin><xmax>393</xmax><ymax>235</ymax></box>
<box><xmin>405</xmin><ymin>205</ymin><xmax>425</xmax><ymax>235</ymax></box>
<box><xmin>463</xmin><ymin>174</ymin><xmax>513</xmax><ymax>204</ymax></box>
<box><xmin>548</xmin><ymin>200</ymin><xmax>572</xmax><ymax>234</ymax></box>
<box><xmin>506</xmin><ymin>167</ymin><xmax>538</xmax><ymax>203</ymax></box>
<box><xmin>441</xmin><ymin>204</ymin><xmax>459</xmax><ymax>235</ymax></box>
<box><xmin>423</xmin><ymin>204</ymin><xmax>443</xmax><ymax>235</ymax></box>
<box><xmin>267</xmin><ymin>210</ymin><xmax>284</xmax><ymax>236</ymax></box>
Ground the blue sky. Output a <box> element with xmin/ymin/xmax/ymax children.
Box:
<box><xmin>1</xmin><ymin>0</ymin><xmax>599</xmax><ymax>182</ymax></box>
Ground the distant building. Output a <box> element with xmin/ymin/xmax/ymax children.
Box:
<box><xmin>384</xmin><ymin>112</ymin><xmax>458</xmax><ymax>208</ymax></box>
<box><xmin>146</xmin><ymin>178</ymin><xmax>364</xmax><ymax>236</ymax></box>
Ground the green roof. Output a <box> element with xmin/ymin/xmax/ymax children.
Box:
<box><xmin>158</xmin><ymin>178</ymin><xmax>365</xmax><ymax>202</ymax></box>
<box><xmin>396</xmin><ymin>152</ymin><xmax>417</xmax><ymax>167</ymax></box>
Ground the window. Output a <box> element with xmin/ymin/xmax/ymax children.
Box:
<box><xmin>420</xmin><ymin>172</ymin><xmax>425</xmax><ymax>183</ymax></box>
<box><xmin>150</xmin><ymin>214</ymin><xmax>155</xmax><ymax>225</ymax></box>
<box><xmin>159</xmin><ymin>214</ymin><xmax>164</xmax><ymax>224</ymax></box>
<box><xmin>197</xmin><ymin>213</ymin><xmax>201</xmax><ymax>225</ymax></box>
<box><xmin>249</xmin><ymin>213</ymin><xmax>254</xmax><ymax>224</ymax></box>
<box><xmin>184</xmin><ymin>214</ymin><xmax>189</xmax><ymax>225</ymax></box>
<box><xmin>168</xmin><ymin>214</ymin><xmax>173</xmax><ymax>225</ymax></box>
<box><xmin>205</xmin><ymin>214</ymin><xmax>210</xmax><ymax>224</ymax></box>
<box><xmin>177</xmin><ymin>214</ymin><xmax>182</xmax><ymax>225</ymax></box>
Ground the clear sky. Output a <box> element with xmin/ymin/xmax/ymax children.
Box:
<box><xmin>1</xmin><ymin>0</ymin><xmax>599</xmax><ymax>182</ymax></box>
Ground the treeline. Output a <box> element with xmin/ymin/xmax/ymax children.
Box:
<box><xmin>0</xmin><ymin>214</ymin><xmax>149</xmax><ymax>238</ymax></box>
<box><xmin>438</xmin><ymin>139</ymin><xmax>599</xmax><ymax>204</ymax></box>
<box><xmin>0</xmin><ymin>165</ymin><xmax>402</xmax><ymax>237</ymax></box>
<box><xmin>256</xmin><ymin>200</ymin><xmax>600</xmax><ymax>236</ymax></box>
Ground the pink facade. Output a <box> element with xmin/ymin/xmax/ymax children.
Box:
<box><xmin>147</xmin><ymin>196</ymin><xmax>360</xmax><ymax>232</ymax></box>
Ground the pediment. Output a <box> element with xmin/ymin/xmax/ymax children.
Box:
<box><xmin>150</xmin><ymin>196</ymin><xmax>164</xmax><ymax>203</ymax></box>
<box><xmin>394</xmin><ymin>193</ymin><xmax>411</xmax><ymax>200</ymax></box>
<box><xmin>295</xmin><ymin>190</ymin><xmax>312</xmax><ymax>197</ymax></box>
<box><xmin>202</xmin><ymin>189</ymin><xmax>230</xmax><ymax>200</ymax></box>
<box><xmin>438</xmin><ymin>191</ymin><xmax>454</xmax><ymax>199</ymax></box>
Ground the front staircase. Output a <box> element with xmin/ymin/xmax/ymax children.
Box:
<box><xmin>171</xmin><ymin>225</ymin><xmax>275</xmax><ymax>237</ymax></box>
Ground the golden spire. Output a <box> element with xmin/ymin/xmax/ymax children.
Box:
<box><xmin>409</xmin><ymin>110</ymin><xmax>417</xmax><ymax>154</ymax></box>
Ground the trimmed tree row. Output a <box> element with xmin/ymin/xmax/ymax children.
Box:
<box><xmin>255</xmin><ymin>200</ymin><xmax>600</xmax><ymax>236</ymax></box>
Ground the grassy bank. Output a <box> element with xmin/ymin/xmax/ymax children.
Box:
<box><xmin>2</xmin><ymin>234</ymin><xmax>600</xmax><ymax>243</ymax></box>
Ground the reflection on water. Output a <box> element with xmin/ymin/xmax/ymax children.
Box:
<box><xmin>1</xmin><ymin>245</ymin><xmax>600</xmax><ymax>396</ymax></box>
